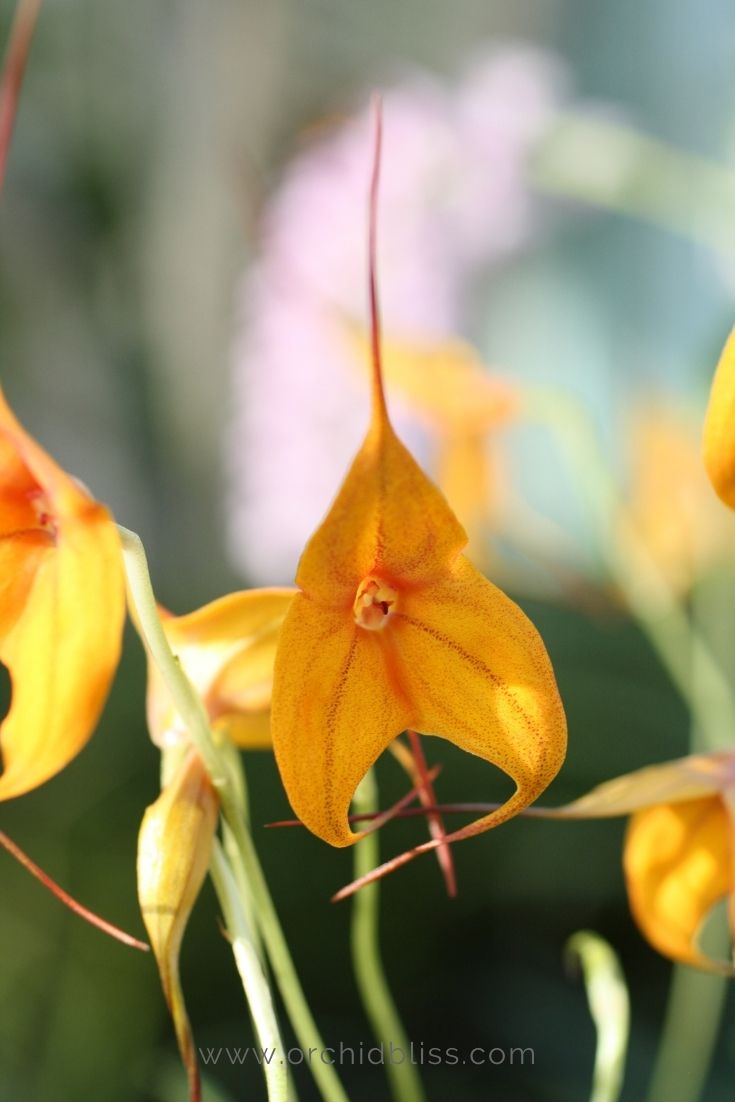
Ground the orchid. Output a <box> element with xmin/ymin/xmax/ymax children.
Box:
<box><xmin>0</xmin><ymin>388</ymin><xmax>125</xmax><ymax>800</ymax></box>
<box><xmin>270</xmin><ymin>107</ymin><xmax>567</xmax><ymax>861</ymax></box>
<box><xmin>543</xmin><ymin>753</ymin><xmax>735</xmax><ymax>973</ymax></box>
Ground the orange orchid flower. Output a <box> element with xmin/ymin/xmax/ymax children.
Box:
<box><xmin>541</xmin><ymin>753</ymin><xmax>735</xmax><ymax>973</ymax></box>
<box><xmin>0</xmin><ymin>387</ymin><xmax>125</xmax><ymax>800</ymax></box>
<box><xmin>704</xmin><ymin>325</ymin><xmax>735</xmax><ymax>510</ymax></box>
<box><xmin>270</xmin><ymin>105</ymin><xmax>567</xmax><ymax>864</ymax></box>
<box><xmin>146</xmin><ymin>588</ymin><xmax>295</xmax><ymax>750</ymax></box>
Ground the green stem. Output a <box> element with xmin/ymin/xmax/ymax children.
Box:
<box><xmin>210</xmin><ymin>840</ymin><xmax>290</xmax><ymax>1102</ymax></box>
<box><xmin>644</xmin><ymin>581</ymin><xmax>731</xmax><ymax>1102</ymax></box>
<box><xmin>221</xmin><ymin>814</ymin><xmax>351</xmax><ymax>1102</ymax></box>
<box><xmin>219</xmin><ymin>740</ymin><xmax>265</xmax><ymax>965</ymax></box>
<box><xmin>118</xmin><ymin>526</ymin><xmax>350</xmax><ymax>1102</ymax></box>
<box><xmin>521</xmin><ymin>401</ymin><xmax>734</xmax><ymax>1102</ymax></box>
<box><xmin>119</xmin><ymin>527</ymin><xmax>225</xmax><ymax>783</ymax></box>
<box><xmin>644</xmin><ymin>921</ymin><xmax>729</xmax><ymax>1102</ymax></box>
<box><xmin>350</xmin><ymin>771</ymin><xmax>426</xmax><ymax>1102</ymax></box>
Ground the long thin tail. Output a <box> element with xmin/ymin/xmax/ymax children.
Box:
<box><xmin>368</xmin><ymin>94</ymin><xmax>389</xmax><ymax>424</ymax></box>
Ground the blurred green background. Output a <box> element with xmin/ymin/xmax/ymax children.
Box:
<box><xmin>3</xmin><ymin>1</ymin><xmax>735</xmax><ymax>1100</ymax></box>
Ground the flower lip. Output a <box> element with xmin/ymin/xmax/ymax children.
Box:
<box><xmin>353</xmin><ymin>576</ymin><xmax>398</xmax><ymax>631</ymax></box>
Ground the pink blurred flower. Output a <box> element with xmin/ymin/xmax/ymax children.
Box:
<box><xmin>226</xmin><ymin>43</ymin><xmax>569</xmax><ymax>584</ymax></box>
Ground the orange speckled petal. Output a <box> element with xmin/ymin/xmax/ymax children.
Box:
<box><xmin>391</xmin><ymin>555</ymin><xmax>567</xmax><ymax>843</ymax></box>
<box><xmin>271</xmin><ymin>592</ymin><xmax>411</xmax><ymax>846</ymax></box>
<box><xmin>295</xmin><ymin>421</ymin><xmax>467</xmax><ymax>606</ymax></box>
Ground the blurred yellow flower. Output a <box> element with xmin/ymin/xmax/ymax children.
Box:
<box><xmin>704</xmin><ymin>326</ymin><xmax>735</xmax><ymax>510</ymax></box>
<box><xmin>271</xmin><ymin>110</ymin><xmax>566</xmax><ymax>858</ymax></box>
<box><xmin>146</xmin><ymin>588</ymin><xmax>295</xmax><ymax>750</ymax></box>
<box><xmin>0</xmin><ymin>388</ymin><xmax>125</xmax><ymax>800</ymax></box>
<box><xmin>549</xmin><ymin>753</ymin><xmax>735</xmax><ymax>972</ymax></box>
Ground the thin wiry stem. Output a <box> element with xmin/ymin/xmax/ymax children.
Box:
<box><xmin>0</xmin><ymin>830</ymin><xmax>148</xmax><ymax>951</ymax></box>
<box><xmin>351</xmin><ymin>770</ymin><xmax>426</xmax><ymax>1102</ymax></box>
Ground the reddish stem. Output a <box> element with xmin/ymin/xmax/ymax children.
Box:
<box><xmin>268</xmin><ymin>800</ymin><xmax>554</xmax><ymax>830</ymax></box>
<box><xmin>406</xmin><ymin>730</ymin><xmax>457</xmax><ymax>898</ymax></box>
<box><xmin>265</xmin><ymin>764</ymin><xmax>443</xmax><ymax>832</ymax></box>
<box><xmin>331</xmin><ymin>802</ymin><xmax>552</xmax><ymax>902</ymax></box>
<box><xmin>367</xmin><ymin>93</ymin><xmax>389</xmax><ymax>423</ymax></box>
<box><xmin>0</xmin><ymin>0</ymin><xmax>43</xmax><ymax>194</ymax></box>
<box><xmin>1</xmin><ymin>830</ymin><xmax>149</xmax><ymax>951</ymax></box>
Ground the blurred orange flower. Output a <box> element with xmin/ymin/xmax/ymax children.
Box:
<box><xmin>0</xmin><ymin>388</ymin><xmax>125</xmax><ymax>800</ymax></box>
<box><xmin>271</xmin><ymin>110</ymin><xmax>566</xmax><ymax>858</ymax></box>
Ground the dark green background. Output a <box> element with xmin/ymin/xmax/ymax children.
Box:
<box><xmin>3</xmin><ymin>1</ymin><xmax>735</xmax><ymax>1099</ymax></box>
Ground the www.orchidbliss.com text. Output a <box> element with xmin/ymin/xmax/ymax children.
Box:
<box><xmin>199</xmin><ymin>1042</ymin><xmax>534</xmax><ymax>1068</ymax></box>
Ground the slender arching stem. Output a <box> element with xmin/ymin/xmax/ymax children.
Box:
<box><xmin>522</xmin><ymin>397</ymin><xmax>735</xmax><ymax>1102</ymax></box>
<box><xmin>119</xmin><ymin>525</ymin><xmax>350</xmax><ymax>1102</ymax></box>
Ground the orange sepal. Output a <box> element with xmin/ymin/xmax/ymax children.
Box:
<box><xmin>0</xmin><ymin>389</ymin><xmax>125</xmax><ymax>800</ymax></box>
<box><xmin>393</xmin><ymin>557</ymin><xmax>567</xmax><ymax>839</ymax></box>
<box><xmin>271</xmin><ymin>595</ymin><xmax>411</xmax><ymax>845</ymax></box>
<box><xmin>295</xmin><ymin>417</ymin><xmax>467</xmax><ymax>605</ymax></box>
